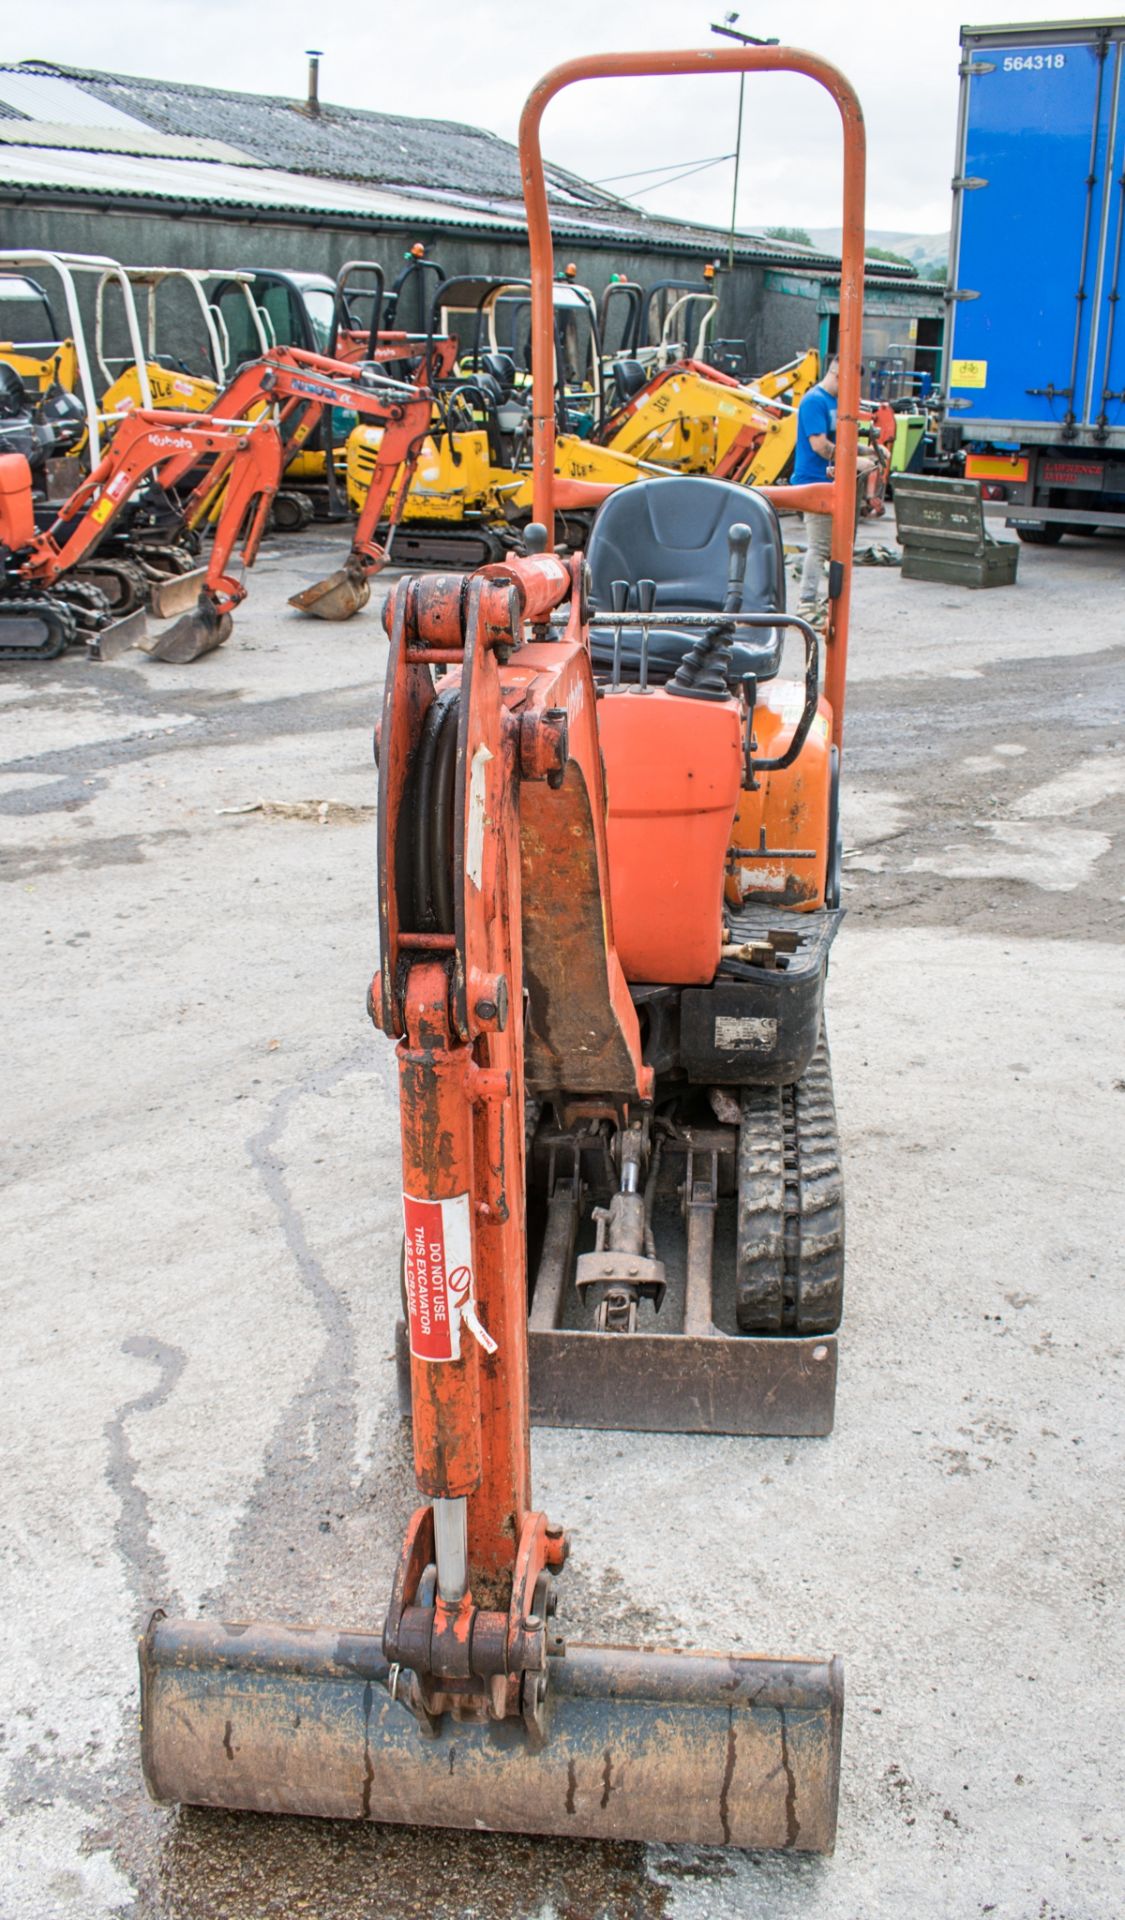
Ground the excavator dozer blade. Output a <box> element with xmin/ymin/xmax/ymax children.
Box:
<box><xmin>92</xmin><ymin>609</ymin><xmax>149</xmax><ymax>661</ymax></box>
<box><xmin>287</xmin><ymin>568</ymin><xmax>371</xmax><ymax>620</ymax></box>
<box><xmin>148</xmin><ymin>568</ymin><xmax>210</xmax><ymax>621</ymax></box>
<box><xmin>141</xmin><ymin>596</ymin><xmax>233</xmax><ymax>664</ymax></box>
<box><xmin>140</xmin><ymin>1617</ymin><xmax>842</xmax><ymax>1852</ymax></box>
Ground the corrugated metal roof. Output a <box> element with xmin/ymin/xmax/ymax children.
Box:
<box><xmin>0</xmin><ymin>142</ymin><xmax>919</xmax><ymax>277</ymax></box>
<box><xmin>0</xmin><ymin>59</ymin><xmax>916</xmax><ymax>280</ymax></box>
<box><xmin>0</xmin><ymin>142</ymin><xmax>803</xmax><ymax>259</ymax></box>
<box><xmin>0</xmin><ymin>143</ymin><xmax>537</xmax><ymax>228</ymax></box>
<box><xmin>0</xmin><ymin>68</ymin><xmax>143</xmax><ymax>129</ymax></box>
<box><xmin>0</xmin><ymin>120</ymin><xmax>256</xmax><ymax>163</ymax></box>
<box><xmin>11</xmin><ymin>60</ymin><xmax>622</xmax><ymax>212</ymax></box>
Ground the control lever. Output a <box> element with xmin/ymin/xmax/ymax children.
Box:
<box><xmin>669</xmin><ymin>522</ymin><xmax>753</xmax><ymax>700</ymax></box>
<box><xmin>722</xmin><ymin>523</ymin><xmax>752</xmax><ymax>612</ymax></box>
<box><xmin>610</xmin><ymin>578</ymin><xmax>629</xmax><ymax>684</ymax></box>
<box><xmin>636</xmin><ymin>577</ymin><xmax>656</xmax><ymax>689</ymax></box>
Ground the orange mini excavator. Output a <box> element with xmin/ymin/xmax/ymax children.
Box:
<box><xmin>0</xmin><ymin>349</ymin><xmax>433</xmax><ymax>662</ymax></box>
<box><xmin>0</xmin><ymin>410</ymin><xmax>283</xmax><ymax>662</ymax></box>
<box><xmin>140</xmin><ymin>42</ymin><xmax>865</xmax><ymax>1852</ymax></box>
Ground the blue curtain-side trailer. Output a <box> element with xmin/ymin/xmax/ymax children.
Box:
<box><xmin>943</xmin><ymin>16</ymin><xmax>1125</xmax><ymax>542</ymax></box>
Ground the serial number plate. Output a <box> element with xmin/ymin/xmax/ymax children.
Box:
<box><xmin>1001</xmin><ymin>53</ymin><xmax>1067</xmax><ymax>71</ymax></box>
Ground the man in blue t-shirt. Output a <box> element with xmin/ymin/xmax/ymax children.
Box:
<box><xmin>793</xmin><ymin>357</ymin><xmax>840</xmax><ymax>621</ymax></box>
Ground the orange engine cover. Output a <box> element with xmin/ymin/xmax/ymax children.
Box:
<box><xmin>727</xmin><ymin>689</ymin><xmax>834</xmax><ymax>909</ymax></box>
<box><xmin>0</xmin><ymin>453</ymin><xmax>34</xmax><ymax>553</ymax></box>
<box><xmin>597</xmin><ymin>685</ymin><xmax>743</xmax><ymax>985</ymax></box>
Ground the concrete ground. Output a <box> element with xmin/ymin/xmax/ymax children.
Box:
<box><xmin>1</xmin><ymin>524</ymin><xmax>1122</xmax><ymax>1920</ymax></box>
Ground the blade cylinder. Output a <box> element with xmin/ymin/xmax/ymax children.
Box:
<box><xmin>140</xmin><ymin>1614</ymin><xmax>842</xmax><ymax>1852</ymax></box>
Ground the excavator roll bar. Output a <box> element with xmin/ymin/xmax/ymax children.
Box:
<box><xmin>520</xmin><ymin>45</ymin><xmax>866</xmax><ymax>750</ymax></box>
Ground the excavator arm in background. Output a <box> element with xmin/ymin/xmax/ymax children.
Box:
<box><xmin>8</xmin><ymin>409</ymin><xmax>284</xmax><ymax>660</ymax></box>
<box><xmin>169</xmin><ymin>345</ymin><xmax>434</xmax><ymax>619</ymax></box>
<box><xmin>601</xmin><ymin>347</ymin><xmax>821</xmax><ymax>488</ymax></box>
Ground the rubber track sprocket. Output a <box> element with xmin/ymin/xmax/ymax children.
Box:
<box><xmin>735</xmin><ymin>1029</ymin><xmax>844</xmax><ymax>1334</ymax></box>
<box><xmin>0</xmin><ymin>595</ymin><xmax>76</xmax><ymax>662</ymax></box>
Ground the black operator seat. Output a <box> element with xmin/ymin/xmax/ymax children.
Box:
<box><xmin>611</xmin><ymin>357</ymin><xmax>647</xmax><ymax>406</ymax></box>
<box><xmin>584</xmin><ymin>477</ymin><xmax>786</xmax><ymax>685</ymax></box>
<box><xmin>479</xmin><ymin>350</ymin><xmax>516</xmax><ymax>398</ymax></box>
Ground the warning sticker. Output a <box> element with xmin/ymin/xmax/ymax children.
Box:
<box><xmin>402</xmin><ymin>1190</ymin><xmax>495</xmax><ymax>1362</ymax></box>
<box><xmin>949</xmin><ymin>358</ymin><xmax>988</xmax><ymax>389</ymax></box>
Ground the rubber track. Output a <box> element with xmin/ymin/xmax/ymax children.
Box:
<box><xmin>735</xmin><ymin>1029</ymin><xmax>844</xmax><ymax>1334</ymax></box>
<box><xmin>381</xmin><ymin>526</ymin><xmax>514</xmax><ymax>570</ymax></box>
<box><xmin>74</xmin><ymin>557</ymin><xmax>149</xmax><ymax>616</ymax></box>
<box><xmin>270</xmin><ymin>490</ymin><xmax>315</xmax><ymax>533</ymax></box>
<box><xmin>0</xmin><ymin>595</ymin><xmax>75</xmax><ymax>662</ymax></box>
<box><xmin>51</xmin><ymin>577</ymin><xmax>113</xmax><ymax>637</ymax></box>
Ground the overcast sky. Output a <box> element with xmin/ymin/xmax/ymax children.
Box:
<box><xmin>13</xmin><ymin>2</ymin><xmax>1111</xmax><ymax>233</ymax></box>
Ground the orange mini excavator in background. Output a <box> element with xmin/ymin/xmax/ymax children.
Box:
<box><xmin>0</xmin><ymin>346</ymin><xmax>433</xmax><ymax>662</ymax></box>
<box><xmin>0</xmin><ymin>410</ymin><xmax>283</xmax><ymax>662</ymax></box>
<box><xmin>140</xmin><ymin>41</ymin><xmax>865</xmax><ymax>1851</ymax></box>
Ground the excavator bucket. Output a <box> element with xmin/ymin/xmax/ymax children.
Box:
<box><xmin>140</xmin><ymin>1618</ymin><xmax>842</xmax><ymax>1851</ymax></box>
<box><xmin>141</xmin><ymin>593</ymin><xmax>233</xmax><ymax>663</ymax></box>
<box><xmin>147</xmin><ymin>566</ymin><xmax>210</xmax><ymax>621</ymax></box>
<box><xmin>287</xmin><ymin>566</ymin><xmax>372</xmax><ymax>620</ymax></box>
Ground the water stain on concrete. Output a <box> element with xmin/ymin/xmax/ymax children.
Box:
<box><xmin>0</xmin><ymin>829</ymin><xmax>189</xmax><ymax>880</ymax></box>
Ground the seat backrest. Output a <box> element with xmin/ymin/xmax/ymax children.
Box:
<box><xmin>585</xmin><ymin>476</ymin><xmax>785</xmax><ymax>618</ymax></box>
<box><xmin>480</xmin><ymin>350</ymin><xmax>516</xmax><ymax>397</ymax></box>
<box><xmin>611</xmin><ymin>358</ymin><xmax>647</xmax><ymax>406</ymax></box>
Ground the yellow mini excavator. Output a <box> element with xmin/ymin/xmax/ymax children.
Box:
<box><xmin>347</xmin><ymin>266</ymin><xmax>822</xmax><ymax>562</ymax></box>
<box><xmin>346</xmin><ymin>273</ymin><xmax>663</xmax><ymax>565</ymax></box>
<box><xmin>601</xmin><ymin>346</ymin><xmax>821</xmax><ymax>482</ymax></box>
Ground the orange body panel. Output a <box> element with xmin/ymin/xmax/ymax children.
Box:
<box><xmin>727</xmin><ymin>691</ymin><xmax>834</xmax><ymax>910</ymax></box>
<box><xmin>598</xmin><ymin>688</ymin><xmax>743</xmax><ymax>984</ymax></box>
<box><xmin>0</xmin><ymin>453</ymin><xmax>34</xmax><ymax>551</ymax></box>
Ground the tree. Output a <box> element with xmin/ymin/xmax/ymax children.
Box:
<box><xmin>865</xmin><ymin>246</ymin><xmax>914</xmax><ymax>268</ymax></box>
<box><xmin>764</xmin><ymin>225</ymin><xmax>813</xmax><ymax>247</ymax></box>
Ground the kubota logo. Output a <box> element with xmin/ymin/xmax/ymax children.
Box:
<box><xmin>147</xmin><ymin>434</ymin><xmax>195</xmax><ymax>450</ymax></box>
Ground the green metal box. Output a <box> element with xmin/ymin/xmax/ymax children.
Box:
<box><xmin>893</xmin><ymin>474</ymin><xmax>1020</xmax><ymax>588</ymax></box>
